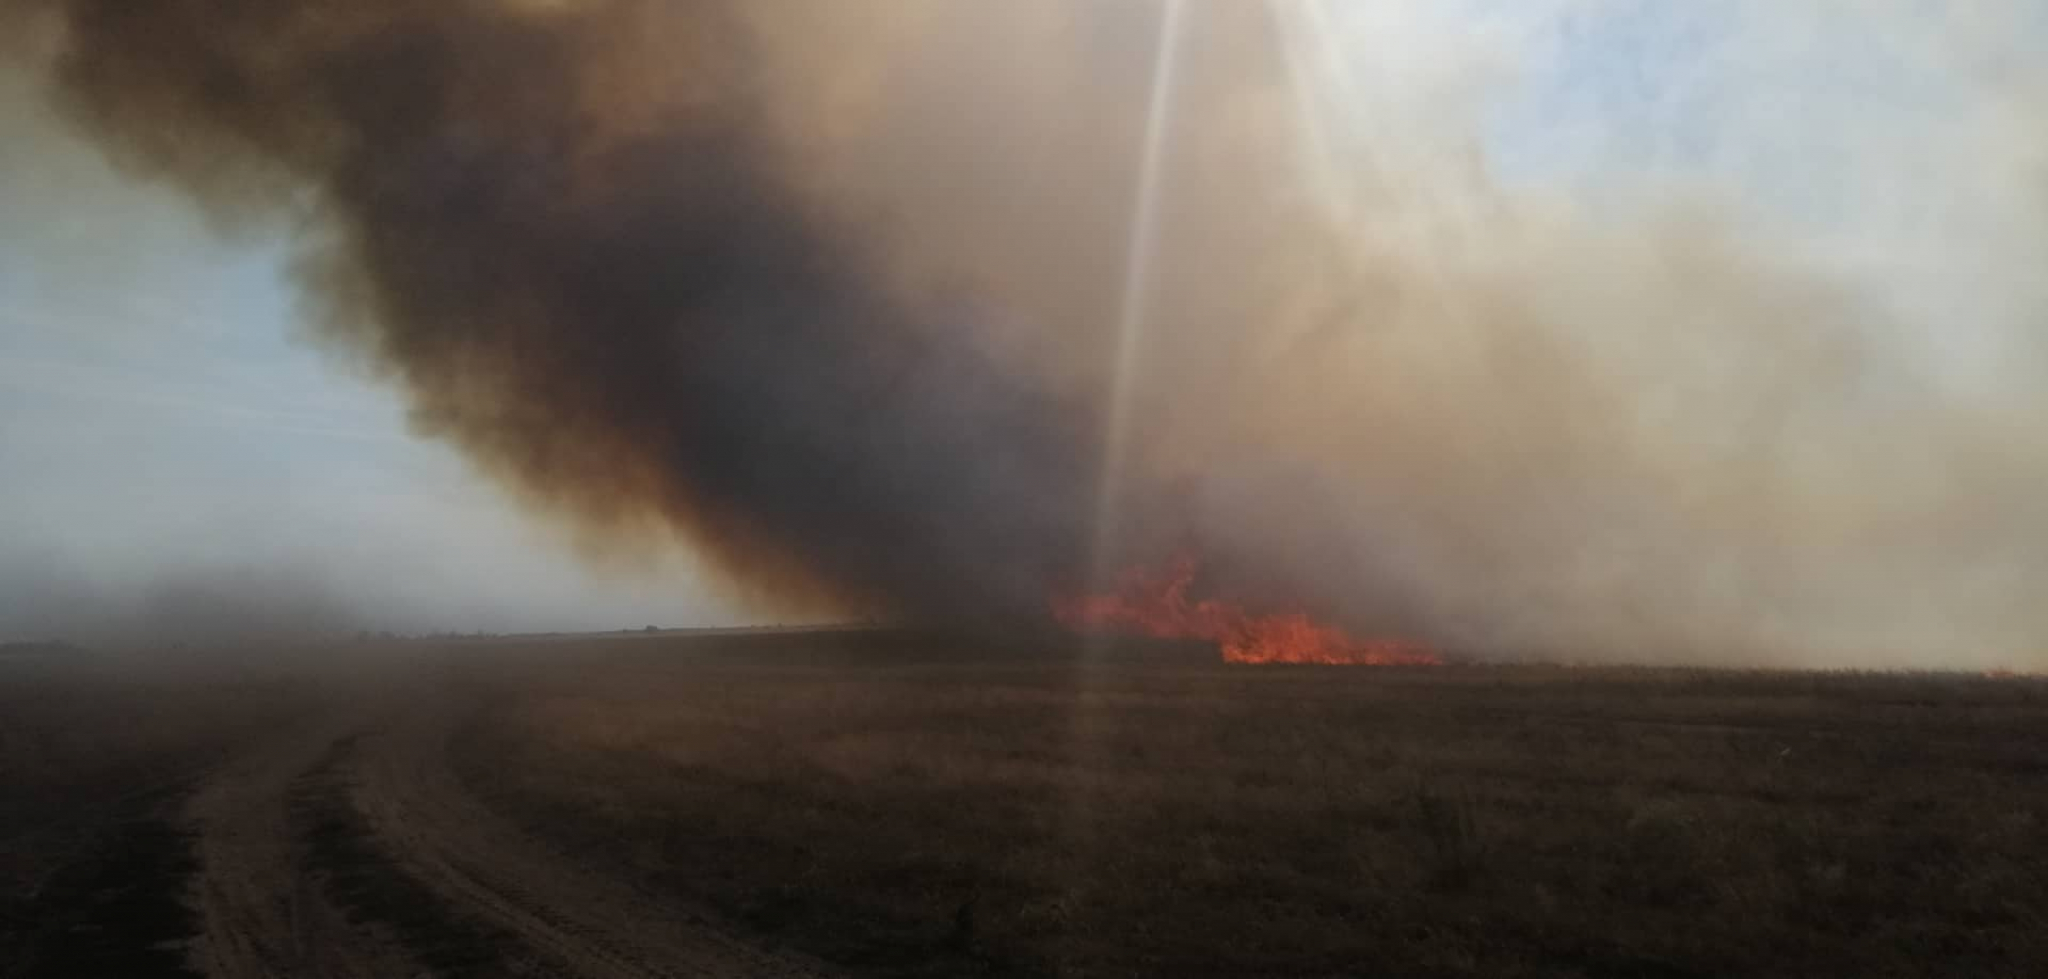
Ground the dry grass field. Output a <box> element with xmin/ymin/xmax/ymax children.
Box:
<box><xmin>459</xmin><ymin>633</ymin><xmax>2048</xmax><ymax>978</ymax></box>
<box><xmin>4</xmin><ymin>631</ymin><xmax>2048</xmax><ymax>977</ymax></box>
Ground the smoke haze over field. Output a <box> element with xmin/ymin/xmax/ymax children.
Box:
<box><xmin>3</xmin><ymin>1</ymin><xmax>2046</xmax><ymax>666</ymax></box>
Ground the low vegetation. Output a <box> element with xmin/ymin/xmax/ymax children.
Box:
<box><xmin>456</xmin><ymin>635</ymin><xmax>2048</xmax><ymax>978</ymax></box>
<box><xmin>6</xmin><ymin>634</ymin><xmax>2045</xmax><ymax>977</ymax></box>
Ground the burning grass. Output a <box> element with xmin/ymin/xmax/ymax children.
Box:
<box><xmin>1054</xmin><ymin>556</ymin><xmax>1438</xmax><ymax>665</ymax></box>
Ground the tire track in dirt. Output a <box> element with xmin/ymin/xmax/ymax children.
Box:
<box><xmin>291</xmin><ymin>730</ymin><xmax>545</xmax><ymax>977</ymax></box>
<box><xmin>17</xmin><ymin>673</ymin><xmax>842</xmax><ymax>979</ymax></box>
<box><xmin>349</xmin><ymin>687</ymin><xmax>840</xmax><ymax>979</ymax></box>
<box><xmin>182</xmin><ymin>708</ymin><xmax>427</xmax><ymax>979</ymax></box>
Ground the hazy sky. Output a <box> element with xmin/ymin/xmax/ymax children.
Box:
<box><xmin>0</xmin><ymin>66</ymin><xmax>734</xmax><ymax>638</ymax></box>
<box><xmin>3</xmin><ymin>1</ymin><xmax>2044</xmax><ymax>645</ymax></box>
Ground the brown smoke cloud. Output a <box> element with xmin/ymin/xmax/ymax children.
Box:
<box><xmin>9</xmin><ymin>0</ymin><xmax>1128</xmax><ymax>630</ymax></box>
<box><xmin>8</xmin><ymin>1</ymin><xmax>2047</xmax><ymax>666</ymax></box>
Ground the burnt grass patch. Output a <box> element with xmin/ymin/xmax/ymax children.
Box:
<box><xmin>4</xmin><ymin>785</ymin><xmax>202</xmax><ymax>979</ymax></box>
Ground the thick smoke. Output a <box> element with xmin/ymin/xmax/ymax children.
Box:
<box><xmin>8</xmin><ymin>1</ymin><xmax>2048</xmax><ymax>666</ymax></box>
<box><xmin>749</xmin><ymin>1</ymin><xmax>2048</xmax><ymax>667</ymax></box>
<box><xmin>0</xmin><ymin>554</ymin><xmax>363</xmax><ymax>647</ymax></box>
<box><xmin>9</xmin><ymin>0</ymin><xmax>1117</xmax><ymax>628</ymax></box>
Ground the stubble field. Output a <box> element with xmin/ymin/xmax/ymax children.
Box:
<box><xmin>5</xmin><ymin>631</ymin><xmax>2047</xmax><ymax>977</ymax></box>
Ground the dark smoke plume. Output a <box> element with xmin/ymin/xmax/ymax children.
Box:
<box><xmin>15</xmin><ymin>1</ymin><xmax>2048</xmax><ymax>667</ymax></box>
<box><xmin>13</xmin><ymin>0</ymin><xmax>1113</xmax><ymax>627</ymax></box>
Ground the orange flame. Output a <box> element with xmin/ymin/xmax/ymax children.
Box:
<box><xmin>1054</xmin><ymin>556</ymin><xmax>1438</xmax><ymax>665</ymax></box>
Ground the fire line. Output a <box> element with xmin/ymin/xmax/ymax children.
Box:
<box><xmin>1054</xmin><ymin>555</ymin><xmax>1438</xmax><ymax>665</ymax></box>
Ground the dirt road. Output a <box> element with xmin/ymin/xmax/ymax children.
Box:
<box><xmin>45</xmin><ymin>670</ymin><xmax>837</xmax><ymax>979</ymax></box>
